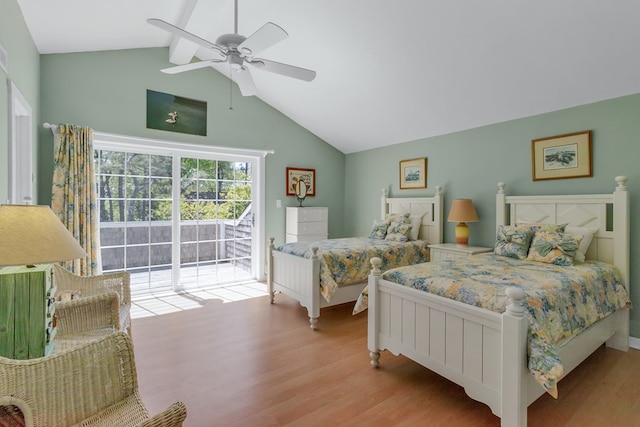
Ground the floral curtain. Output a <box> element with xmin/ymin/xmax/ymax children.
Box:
<box><xmin>51</xmin><ymin>123</ymin><xmax>101</xmax><ymax>275</ymax></box>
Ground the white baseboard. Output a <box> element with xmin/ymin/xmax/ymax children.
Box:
<box><xmin>629</xmin><ymin>336</ymin><xmax>640</xmax><ymax>350</ymax></box>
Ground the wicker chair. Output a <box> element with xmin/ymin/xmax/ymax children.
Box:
<box><xmin>53</xmin><ymin>265</ymin><xmax>132</xmax><ymax>337</ymax></box>
<box><xmin>54</xmin><ymin>292</ymin><xmax>121</xmax><ymax>353</ymax></box>
<box><xmin>0</xmin><ymin>332</ymin><xmax>187</xmax><ymax>426</ymax></box>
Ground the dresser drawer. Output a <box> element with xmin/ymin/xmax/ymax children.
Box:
<box><xmin>286</xmin><ymin>233</ymin><xmax>328</xmax><ymax>243</ymax></box>
<box><xmin>296</xmin><ymin>221</ymin><xmax>328</xmax><ymax>235</ymax></box>
<box><xmin>287</xmin><ymin>207</ymin><xmax>328</xmax><ymax>223</ymax></box>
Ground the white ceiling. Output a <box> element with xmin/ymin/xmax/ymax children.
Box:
<box><xmin>17</xmin><ymin>0</ymin><xmax>640</xmax><ymax>154</ymax></box>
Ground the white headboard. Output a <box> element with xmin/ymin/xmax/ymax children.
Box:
<box><xmin>496</xmin><ymin>176</ymin><xmax>630</xmax><ymax>289</ymax></box>
<box><xmin>381</xmin><ymin>186</ymin><xmax>444</xmax><ymax>245</ymax></box>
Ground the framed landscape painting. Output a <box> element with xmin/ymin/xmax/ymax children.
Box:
<box><xmin>531</xmin><ymin>131</ymin><xmax>592</xmax><ymax>181</ymax></box>
<box><xmin>399</xmin><ymin>158</ymin><xmax>427</xmax><ymax>189</ymax></box>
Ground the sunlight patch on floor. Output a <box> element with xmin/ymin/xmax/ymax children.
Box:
<box><xmin>131</xmin><ymin>281</ymin><xmax>268</xmax><ymax>318</ymax></box>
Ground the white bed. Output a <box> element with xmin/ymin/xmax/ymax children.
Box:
<box><xmin>367</xmin><ymin>177</ymin><xmax>630</xmax><ymax>426</ymax></box>
<box><xmin>268</xmin><ymin>187</ymin><xmax>444</xmax><ymax>329</ymax></box>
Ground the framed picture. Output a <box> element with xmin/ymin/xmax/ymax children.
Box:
<box><xmin>146</xmin><ymin>89</ymin><xmax>207</xmax><ymax>136</ymax></box>
<box><xmin>286</xmin><ymin>167</ymin><xmax>316</xmax><ymax>196</ymax></box>
<box><xmin>531</xmin><ymin>131</ymin><xmax>592</xmax><ymax>181</ymax></box>
<box><xmin>399</xmin><ymin>158</ymin><xmax>427</xmax><ymax>189</ymax></box>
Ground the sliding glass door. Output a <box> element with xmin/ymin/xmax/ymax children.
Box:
<box><xmin>178</xmin><ymin>157</ymin><xmax>253</xmax><ymax>289</ymax></box>
<box><xmin>93</xmin><ymin>135</ymin><xmax>266</xmax><ymax>296</ymax></box>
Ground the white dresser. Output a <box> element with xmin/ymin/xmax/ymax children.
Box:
<box><xmin>286</xmin><ymin>207</ymin><xmax>328</xmax><ymax>243</ymax></box>
<box><xmin>429</xmin><ymin>243</ymin><xmax>492</xmax><ymax>261</ymax></box>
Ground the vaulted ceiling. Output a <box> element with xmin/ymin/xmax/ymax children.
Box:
<box><xmin>17</xmin><ymin>0</ymin><xmax>640</xmax><ymax>154</ymax></box>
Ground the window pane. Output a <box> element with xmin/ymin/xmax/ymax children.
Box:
<box><xmin>127</xmin><ymin>153</ymin><xmax>149</xmax><ymax>176</ymax></box>
<box><xmin>151</xmin><ymin>177</ymin><xmax>172</xmax><ymax>199</ymax></box>
<box><xmin>98</xmin><ymin>150</ymin><xmax>125</xmax><ymax>175</ymax></box>
<box><xmin>150</xmin><ymin>155</ymin><xmax>172</xmax><ymax>177</ymax></box>
<box><xmin>199</xmin><ymin>159</ymin><xmax>217</xmax><ymax>179</ymax></box>
<box><xmin>125</xmin><ymin>177</ymin><xmax>149</xmax><ymax>199</ymax></box>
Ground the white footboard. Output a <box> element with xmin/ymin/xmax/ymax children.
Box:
<box><xmin>267</xmin><ymin>238</ymin><xmax>367</xmax><ymax>330</ymax></box>
<box><xmin>367</xmin><ymin>258</ymin><xmax>529</xmax><ymax>426</ymax></box>
<box><xmin>367</xmin><ymin>258</ymin><xmax>630</xmax><ymax>427</ymax></box>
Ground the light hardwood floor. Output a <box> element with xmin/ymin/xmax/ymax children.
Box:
<box><xmin>132</xmin><ymin>284</ymin><xmax>640</xmax><ymax>427</ymax></box>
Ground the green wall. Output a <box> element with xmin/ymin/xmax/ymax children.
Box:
<box><xmin>0</xmin><ymin>0</ymin><xmax>40</xmax><ymax>204</ymax></box>
<box><xmin>345</xmin><ymin>93</ymin><xmax>640</xmax><ymax>338</ymax></box>
<box><xmin>38</xmin><ymin>47</ymin><xmax>346</xmax><ymax>243</ymax></box>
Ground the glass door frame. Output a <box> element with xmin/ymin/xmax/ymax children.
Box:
<box><xmin>93</xmin><ymin>131</ymin><xmax>272</xmax><ymax>290</ymax></box>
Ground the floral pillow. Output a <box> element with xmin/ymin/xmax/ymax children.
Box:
<box><xmin>369</xmin><ymin>219</ymin><xmax>390</xmax><ymax>240</ymax></box>
<box><xmin>385</xmin><ymin>221</ymin><xmax>411</xmax><ymax>242</ymax></box>
<box><xmin>494</xmin><ymin>224</ymin><xmax>534</xmax><ymax>260</ymax></box>
<box><xmin>526</xmin><ymin>230</ymin><xmax>583</xmax><ymax>266</ymax></box>
<box><xmin>517</xmin><ymin>222</ymin><xmax>567</xmax><ymax>234</ymax></box>
<box><xmin>385</xmin><ymin>212</ymin><xmax>411</xmax><ymax>224</ymax></box>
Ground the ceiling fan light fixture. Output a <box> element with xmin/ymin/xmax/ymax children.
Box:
<box><xmin>229</xmin><ymin>53</ymin><xmax>244</xmax><ymax>71</ymax></box>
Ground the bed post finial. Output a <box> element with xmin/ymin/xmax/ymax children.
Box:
<box><xmin>435</xmin><ymin>185</ymin><xmax>442</xmax><ymax>195</ymax></box>
<box><xmin>497</xmin><ymin>182</ymin><xmax>506</xmax><ymax>194</ymax></box>
<box><xmin>370</xmin><ymin>257</ymin><xmax>382</xmax><ymax>276</ymax></box>
<box><xmin>381</xmin><ymin>188</ymin><xmax>388</xmax><ymax>197</ymax></box>
<box><xmin>615</xmin><ymin>176</ymin><xmax>627</xmax><ymax>190</ymax></box>
<box><xmin>505</xmin><ymin>287</ymin><xmax>526</xmax><ymax>317</ymax></box>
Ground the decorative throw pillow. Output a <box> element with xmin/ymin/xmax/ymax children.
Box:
<box><xmin>385</xmin><ymin>221</ymin><xmax>411</xmax><ymax>242</ymax></box>
<box><xmin>517</xmin><ymin>222</ymin><xmax>568</xmax><ymax>234</ymax></box>
<box><xmin>407</xmin><ymin>215</ymin><xmax>423</xmax><ymax>241</ymax></box>
<box><xmin>369</xmin><ymin>219</ymin><xmax>390</xmax><ymax>240</ymax></box>
<box><xmin>385</xmin><ymin>212</ymin><xmax>411</xmax><ymax>224</ymax></box>
<box><xmin>494</xmin><ymin>224</ymin><xmax>534</xmax><ymax>260</ymax></box>
<box><xmin>564</xmin><ymin>226</ymin><xmax>598</xmax><ymax>263</ymax></box>
<box><xmin>526</xmin><ymin>231</ymin><xmax>583</xmax><ymax>266</ymax></box>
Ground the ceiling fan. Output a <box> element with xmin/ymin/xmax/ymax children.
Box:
<box><xmin>147</xmin><ymin>0</ymin><xmax>316</xmax><ymax>97</ymax></box>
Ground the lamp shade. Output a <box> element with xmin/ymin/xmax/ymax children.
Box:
<box><xmin>447</xmin><ymin>199</ymin><xmax>479</xmax><ymax>223</ymax></box>
<box><xmin>0</xmin><ymin>205</ymin><xmax>87</xmax><ymax>267</ymax></box>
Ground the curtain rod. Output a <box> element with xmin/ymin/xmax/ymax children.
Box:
<box><xmin>43</xmin><ymin>122</ymin><xmax>58</xmax><ymax>134</ymax></box>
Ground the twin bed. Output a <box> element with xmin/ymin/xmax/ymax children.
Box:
<box><xmin>365</xmin><ymin>177</ymin><xmax>631</xmax><ymax>426</ymax></box>
<box><xmin>267</xmin><ymin>187</ymin><xmax>444</xmax><ymax>329</ymax></box>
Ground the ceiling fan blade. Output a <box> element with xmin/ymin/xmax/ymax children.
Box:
<box><xmin>248</xmin><ymin>58</ymin><xmax>316</xmax><ymax>82</ymax></box>
<box><xmin>147</xmin><ymin>18</ymin><xmax>227</xmax><ymax>56</ymax></box>
<box><xmin>160</xmin><ymin>60</ymin><xmax>224</xmax><ymax>74</ymax></box>
<box><xmin>233</xmin><ymin>69</ymin><xmax>257</xmax><ymax>96</ymax></box>
<box><xmin>237</xmin><ymin>22</ymin><xmax>288</xmax><ymax>59</ymax></box>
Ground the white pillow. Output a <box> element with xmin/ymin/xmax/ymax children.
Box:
<box><xmin>408</xmin><ymin>215</ymin><xmax>423</xmax><ymax>241</ymax></box>
<box><xmin>564</xmin><ymin>226</ymin><xmax>598</xmax><ymax>262</ymax></box>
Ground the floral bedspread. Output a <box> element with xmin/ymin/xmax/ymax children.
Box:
<box><xmin>276</xmin><ymin>237</ymin><xmax>429</xmax><ymax>302</ymax></box>
<box><xmin>354</xmin><ymin>253</ymin><xmax>630</xmax><ymax>396</ymax></box>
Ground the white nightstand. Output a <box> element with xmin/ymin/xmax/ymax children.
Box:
<box><xmin>429</xmin><ymin>243</ymin><xmax>493</xmax><ymax>261</ymax></box>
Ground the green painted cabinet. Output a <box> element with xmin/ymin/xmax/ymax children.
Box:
<box><xmin>0</xmin><ymin>265</ymin><xmax>56</xmax><ymax>359</ymax></box>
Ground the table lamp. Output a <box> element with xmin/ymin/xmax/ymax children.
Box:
<box><xmin>447</xmin><ymin>199</ymin><xmax>479</xmax><ymax>246</ymax></box>
<box><xmin>0</xmin><ymin>204</ymin><xmax>86</xmax><ymax>267</ymax></box>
